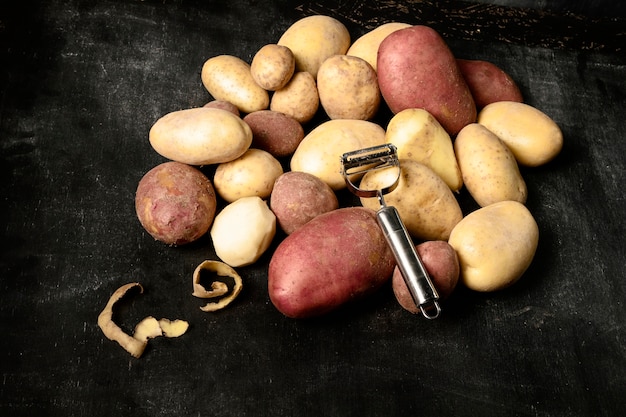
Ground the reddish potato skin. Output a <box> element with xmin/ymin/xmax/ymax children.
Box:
<box><xmin>392</xmin><ymin>240</ymin><xmax>459</xmax><ymax>314</ymax></box>
<box><xmin>243</xmin><ymin>110</ymin><xmax>305</xmax><ymax>158</ymax></box>
<box><xmin>203</xmin><ymin>100</ymin><xmax>240</xmax><ymax>116</ymax></box>
<box><xmin>270</xmin><ymin>171</ymin><xmax>339</xmax><ymax>234</ymax></box>
<box><xmin>268</xmin><ymin>207</ymin><xmax>396</xmax><ymax>318</ymax></box>
<box><xmin>377</xmin><ymin>25</ymin><xmax>476</xmax><ymax>136</ymax></box>
<box><xmin>456</xmin><ymin>59</ymin><xmax>523</xmax><ymax>109</ymax></box>
<box><xmin>135</xmin><ymin>162</ymin><xmax>217</xmax><ymax>245</ymax></box>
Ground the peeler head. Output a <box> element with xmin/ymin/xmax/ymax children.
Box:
<box><xmin>341</xmin><ymin>143</ymin><xmax>401</xmax><ymax>199</ymax></box>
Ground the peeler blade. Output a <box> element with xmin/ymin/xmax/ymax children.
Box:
<box><xmin>340</xmin><ymin>143</ymin><xmax>400</xmax><ymax>199</ymax></box>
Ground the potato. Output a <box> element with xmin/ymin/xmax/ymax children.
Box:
<box><xmin>149</xmin><ymin>107</ymin><xmax>252</xmax><ymax>166</ymax></box>
<box><xmin>346</xmin><ymin>22</ymin><xmax>412</xmax><ymax>71</ymax></box>
<box><xmin>448</xmin><ymin>200</ymin><xmax>539</xmax><ymax>292</ymax></box>
<box><xmin>135</xmin><ymin>161</ymin><xmax>217</xmax><ymax>245</ymax></box>
<box><xmin>317</xmin><ymin>54</ymin><xmax>380</xmax><ymax>120</ymax></box>
<box><xmin>392</xmin><ymin>241</ymin><xmax>460</xmax><ymax>314</ymax></box>
<box><xmin>456</xmin><ymin>59</ymin><xmax>523</xmax><ymax>109</ymax></box>
<box><xmin>203</xmin><ymin>100</ymin><xmax>240</xmax><ymax>116</ymax></box>
<box><xmin>270</xmin><ymin>171</ymin><xmax>339</xmax><ymax>235</ymax></box>
<box><xmin>243</xmin><ymin>110</ymin><xmax>304</xmax><ymax>158</ymax></box>
<box><xmin>290</xmin><ymin>119</ymin><xmax>386</xmax><ymax>190</ymax></box>
<box><xmin>455</xmin><ymin>123</ymin><xmax>527</xmax><ymax>207</ymax></box>
<box><xmin>385</xmin><ymin>108</ymin><xmax>462</xmax><ymax>191</ymax></box>
<box><xmin>210</xmin><ymin>196</ymin><xmax>276</xmax><ymax>267</ymax></box>
<box><xmin>377</xmin><ymin>25</ymin><xmax>476</xmax><ymax>136</ymax></box>
<box><xmin>268</xmin><ymin>207</ymin><xmax>396</xmax><ymax>318</ymax></box>
<box><xmin>360</xmin><ymin>159</ymin><xmax>463</xmax><ymax>241</ymax></box>
<box><xmin>270</xmin><ymin>71</ymin><xmax>319</xmax><ymax>124</ymax></box>
<box><xmin>478</xmin><ymin>101</ymin><xmax>563</xmax><ymax>167</ymax></box>
<box><xmin>250</xmin><ymin>44</ymin><xmax>296</xmax><ymax>91</ymax></box>
<box><xmin>277</xmin><ymin>15</ymin><xmax>351</xmax><ymax>79</ymax></box>
<box><xmin>213</xmin><ymin>148</ymin><xmax>283</xmax><ymax>203</ymax></box>
<box><xmin>201</xmin><ymin>55</ymin><xmax>269</xmax><ymax>113</ymax></box>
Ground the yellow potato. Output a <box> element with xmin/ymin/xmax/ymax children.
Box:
<box><xmin>317</xmin><ymin>54</ymin><xmax>380</xmax><ymax>120</ymax></box>
<box><xmin>385</xmin><ymin>108</ymin><xmax>462</xmax><ymax>192</ymax></box>
<box><xmin>270</xmin><ymin>71</ymin><xmax>319</xmax><ymax>124</ymax></box>
<box><xmin>455</xmin><ymin>123</ymin><xmax>527</xmax><ymax>207</ymax></box>
<box><xmin>149</xmin><ymin>107</ymin><xmax>252</xmax><ymax>165</ymax></box>
<box><xmin>201</xmin><ymin>55</ymin><xmax>269</xmax><ymax>114</ymax></box>
<box><xmin>213</xmin><ymin>148</ymin><xmax>284</xmax><ymax>203</ymax></box>
<box><xmin>477</xmin><ymin>101</ymin><xmax>563</xmax><ymax>167</ymax></box>
<box><xmin>360</xmin><ymin>160</ymin><xmax>463</xmax><ymax>241</ymax></box>
<box><xmin>448</xmin><ymin>200</ymin><xmax>539</xmax><ymax>292</ymax></box>
<box><xmin>290</xmin><ymin>119</ymin><xmax>386</xmax><ymax>190</ymax></box>
<box><xmin>250</xmin><ymin>44</ymin><xmax>295</xmax><ymax>91</ymax></box>
<box><xmin>346</xmin><ymin>22</ymin><xmax>411</xmax><ymax>71</ymax></box>
<box><xmin>277</xmin><ymin>15</ymin><xmax>351</xmax><ymax>79</ymax></box>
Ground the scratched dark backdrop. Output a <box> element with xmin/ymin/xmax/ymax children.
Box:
<box><xmin>1</xmin><ymin>1</ymin><xmax>625</xmax><ymax>416</ymax></box>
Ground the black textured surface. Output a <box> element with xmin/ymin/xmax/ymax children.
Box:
<box><xmin>1</xmin><ymin>1</ymin><xmax>625</xmax><ymax>416</ymax></box>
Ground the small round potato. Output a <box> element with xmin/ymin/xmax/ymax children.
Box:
<box><xmin>210</xmin><ymin>196</ymin><xmax>276</xmax><ymax>267</ymax></box>
<box><xmin>270</xmin><ymin>71</ymin><xmax>319</xmax><ymax>124</ymax></box>
<box><xmin>213</xmin><ymin>148</ymin><xmax>283</xmax><ymax>203</ymax></box>
<box><xmin>317</xmin><ymin>54</ymin><xmax>380</xmax><ymax>120</ymax></box>
<box><xmin>347</xmin><ymin>22</ymin><xmax>412</xmax><ymax>72</ymax></box>
<box><xmin>270</xmin><ymin>171</ymin><xmax>339</xmax><ymax>234</ymax></box>
<box><xmin>135</xmin><ymin>162</ymin><xmax>217</xmax><ymax>245</ymax></box>
<box><xmin>201</xmin><ymin>54</ymin><xmax>269</xmax><ymax>114</ymax></box>
<box><xmin>243</xmin><ymin>110</ymin><xmax>304</xmax><ymax>158</ymax></box>
<box><xmin>251</xmin><ymin>44</ymin><xmax>296</xmax><ymax>91</ymax></box>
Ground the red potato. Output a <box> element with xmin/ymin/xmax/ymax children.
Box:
<box><xmin>377</xmin><ymin>25</ymin><xmax>476</xmax><ymax>136</ymax></box>
<box><xmin>243</xmin><ymin>110</ymin><xmax>305</xmax><ymax>158</ymax></box>
<box><xmin>203</xmin><ymin>100</ymin><xmax>241</xmax><ymax>116</ymax></box>
<box><xmin>270</xmin><ymin>171</ymin><xmax>338</xmax><ymax>235</ymax></box>
<box><xmin>268</xmin><ymin>207</ymin><xmax>396</xmax><ymax>318</ymax></box>
<box><xmin>135</xmin><ymin>162</ymin><xmax>217</xmax><ymax>245</ymax></box>
<box><xmin>456</xmin><ymin>59</ymin><xmax>523</xmax><ymax>109</ymax></box>
<box><xmin>392</xmin><ymin>240</ymin><xmax>459</xmax><ymax>314</ymax></box>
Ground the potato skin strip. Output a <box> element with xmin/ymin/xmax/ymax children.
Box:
<box><xmin>192</xmin><ymin>260</ymin><xmax>243</xmax><ymax>312</ymax></box>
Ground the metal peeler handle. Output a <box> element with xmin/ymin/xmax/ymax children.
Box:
<box><xmin>376</xmin><ymin>205</ymin><xmax>441</xmax><ymax>319</ymax></box>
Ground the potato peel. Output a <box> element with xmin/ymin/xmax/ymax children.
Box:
<box><xmin>192</xmin><ymin>260</ymin><xmax>243</xmax><ymax>312</ymax></box>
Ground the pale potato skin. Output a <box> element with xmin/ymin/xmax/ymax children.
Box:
<box><xmin>251</xmin><ymin>44</ymin><xmax>295</xmax><ymax>91</ymax></box>
<box><xmin>392</xmin><ymin>240</ymin><xmax>460</xmax><ymax>314</ymax></box>
<box><xmin>455</xmin><ymin>123</ymin><xmax>527</xmax><ymax>207</ymax></box>
<box><xmin>201</xmin><ymin>55</ymin><xmax>269</xmax><ymax>114</ymax></box>
<box><xmin>243</xmin><ymin>110</ymin><xmax>304</xmax><ymax>158</ymax></box>
<box><xmin>270</xmin><ymin>171</ymin><xmax>339</xmax><ymax>235</ymax></box>
<box><xmin>317</xmin><ymin>54</ymin><xmax>380</xmax><ymax>120</ymax></box>
<box><xmin>347</xmin><ymin>22</ymin><xmax>412</xmax><ymax>71</ymax></box>
<box><xmin>270</xmin><ymin>71</ymin><xmax>319</xmax><ymax>124</ymax></box>
<box><xmin>456</xmin><ymin>59</ymin><xmax>523</xmax><ymax>108</ymax></box>
<box><xmin>135</xmin><ymin>162</ymin><xmax>217</xmax><ymax>245</ymax></box>
<box><xmin>203</xmin><ymin>100</ymin><xmax>240</xmax><ymax>116</ymax></box>
<box><xmin>478</xmin><ymin>101</ymin><xmax>563</xmax><ymax>167</ymax></box>
<box><xmin>277</xmin><ymin>15</ymin><xmax>351</xmax><ymax>79</ymax></box>
<box><xmin>290</xmin><ymin>119</ymin><xmax>386</xmax><ymax>190</ymax></box>
<box><xmin>377</xmin><ymin>25</ymin><xmax>476</xmax><ymax>136</ymax></box>
<box><xmin>448</xmin><ymin>200</ymin><xmax>539</xmax><ymax>292</ymax></box>
<box><xmin>213</xmin><ymin>148</ymin><xmax>283</xmax><ymax>203</ymax></box>
<box><xmin>149</xmin><ymin>107</ymin><xmax>252</xmax><ymax>166</ymax></box>
<box><xmin>210</xmin><ymin>196</ymin><xmax>276</xmax><ymax>267</ymax></box>
<box><xmin>360</xmin><ymin>160</ymin><xmax>463</xmax><ymax>241</ymax></box>
<box><xmin>268</xmin><ymin>207</ymin><xmax>396</xmax><ymax>318</ymax></box>
<box><xmin>385</xmin><ymin>108</ymin><xmax>462</xmax><ymax>191</ymax></box>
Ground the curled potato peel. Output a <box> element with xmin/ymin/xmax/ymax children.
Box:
<box><xmin>192</xmin><ymin>260</ymin><xmax>243</xmax><ymax>312</ymax></box>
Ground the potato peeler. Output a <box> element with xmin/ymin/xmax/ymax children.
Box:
<box><xmin>341</xmin><ymin>144</ymin><xmax>441</xmax><ymax>319</ymax></box>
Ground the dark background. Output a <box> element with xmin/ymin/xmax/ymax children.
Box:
<box><xmin>1</xmin><ymin>1</ymin><xmax>624</xmax><ymax>416</ymax></box>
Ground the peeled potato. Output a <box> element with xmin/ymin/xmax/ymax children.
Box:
<box><xmin>448</xmin><ymin>200</ymin><xmax>539</xmax><ymax>292</ymax></box>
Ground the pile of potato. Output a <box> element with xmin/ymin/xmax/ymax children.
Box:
<box><xmin>135</xmin><ymin>15</ymin><xmax>563</xmax><ymax>319</ymax></box>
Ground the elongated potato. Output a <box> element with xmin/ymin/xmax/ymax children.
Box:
<box><xmin>360</xmin><ymin>160</ymin><xmax>463</xmax><ymax>241</ymax></box>
<box><xmin>456</xmin><ymin>59</ymin><xmax>523</xmax><ymax>108</ymax></box>
<box><xmin>478</xmin><ymin>101</ymin><xmax>563</xmax><ymax>167</ymax></box>
<box><xmin>448</xmin><ymin>200</ymin><xmax>539</xmax><ymax>292</ymax></box>
<box><xmin>455</xmin><ymin>123</ymin><xmax>527</xmax><ymax>207</ymax></box>
<box><xmin>385</xmin><ymin>108</ymin><xmax>462</xmax><ymax>191</ymax></box>
<box><xmin>149</xmin><ymin>107</ymin><xmax>252</xmax><ymax>166</ymax></box>
<box><xmin>201</xmin><ymin>55</ymin><xmax>269</xmax><ymax>114</ymax></box>
<box><xmin>377</xmin><ymin>25</ymin><xmax>476</xmax><ymax>136</ymax></box>
<box><xmin>290</xmin><ymin>119</ymin><xmax>386</xmax><ymax>190</ymax></box>
<box><xmin>268</xmin><ymin>207</ymin><xmax>396</xmax><ymax>318</ymax></box>
<box><xmin>347</xmin><ymin>22</ymin><xmax>412</xmax><ymax>71</ymax></box>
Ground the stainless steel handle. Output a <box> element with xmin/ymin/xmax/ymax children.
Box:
<box><xmin>377</xmin><ymin>205</ymin><xmax>441</xmax><ymax>319</ymax></box>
